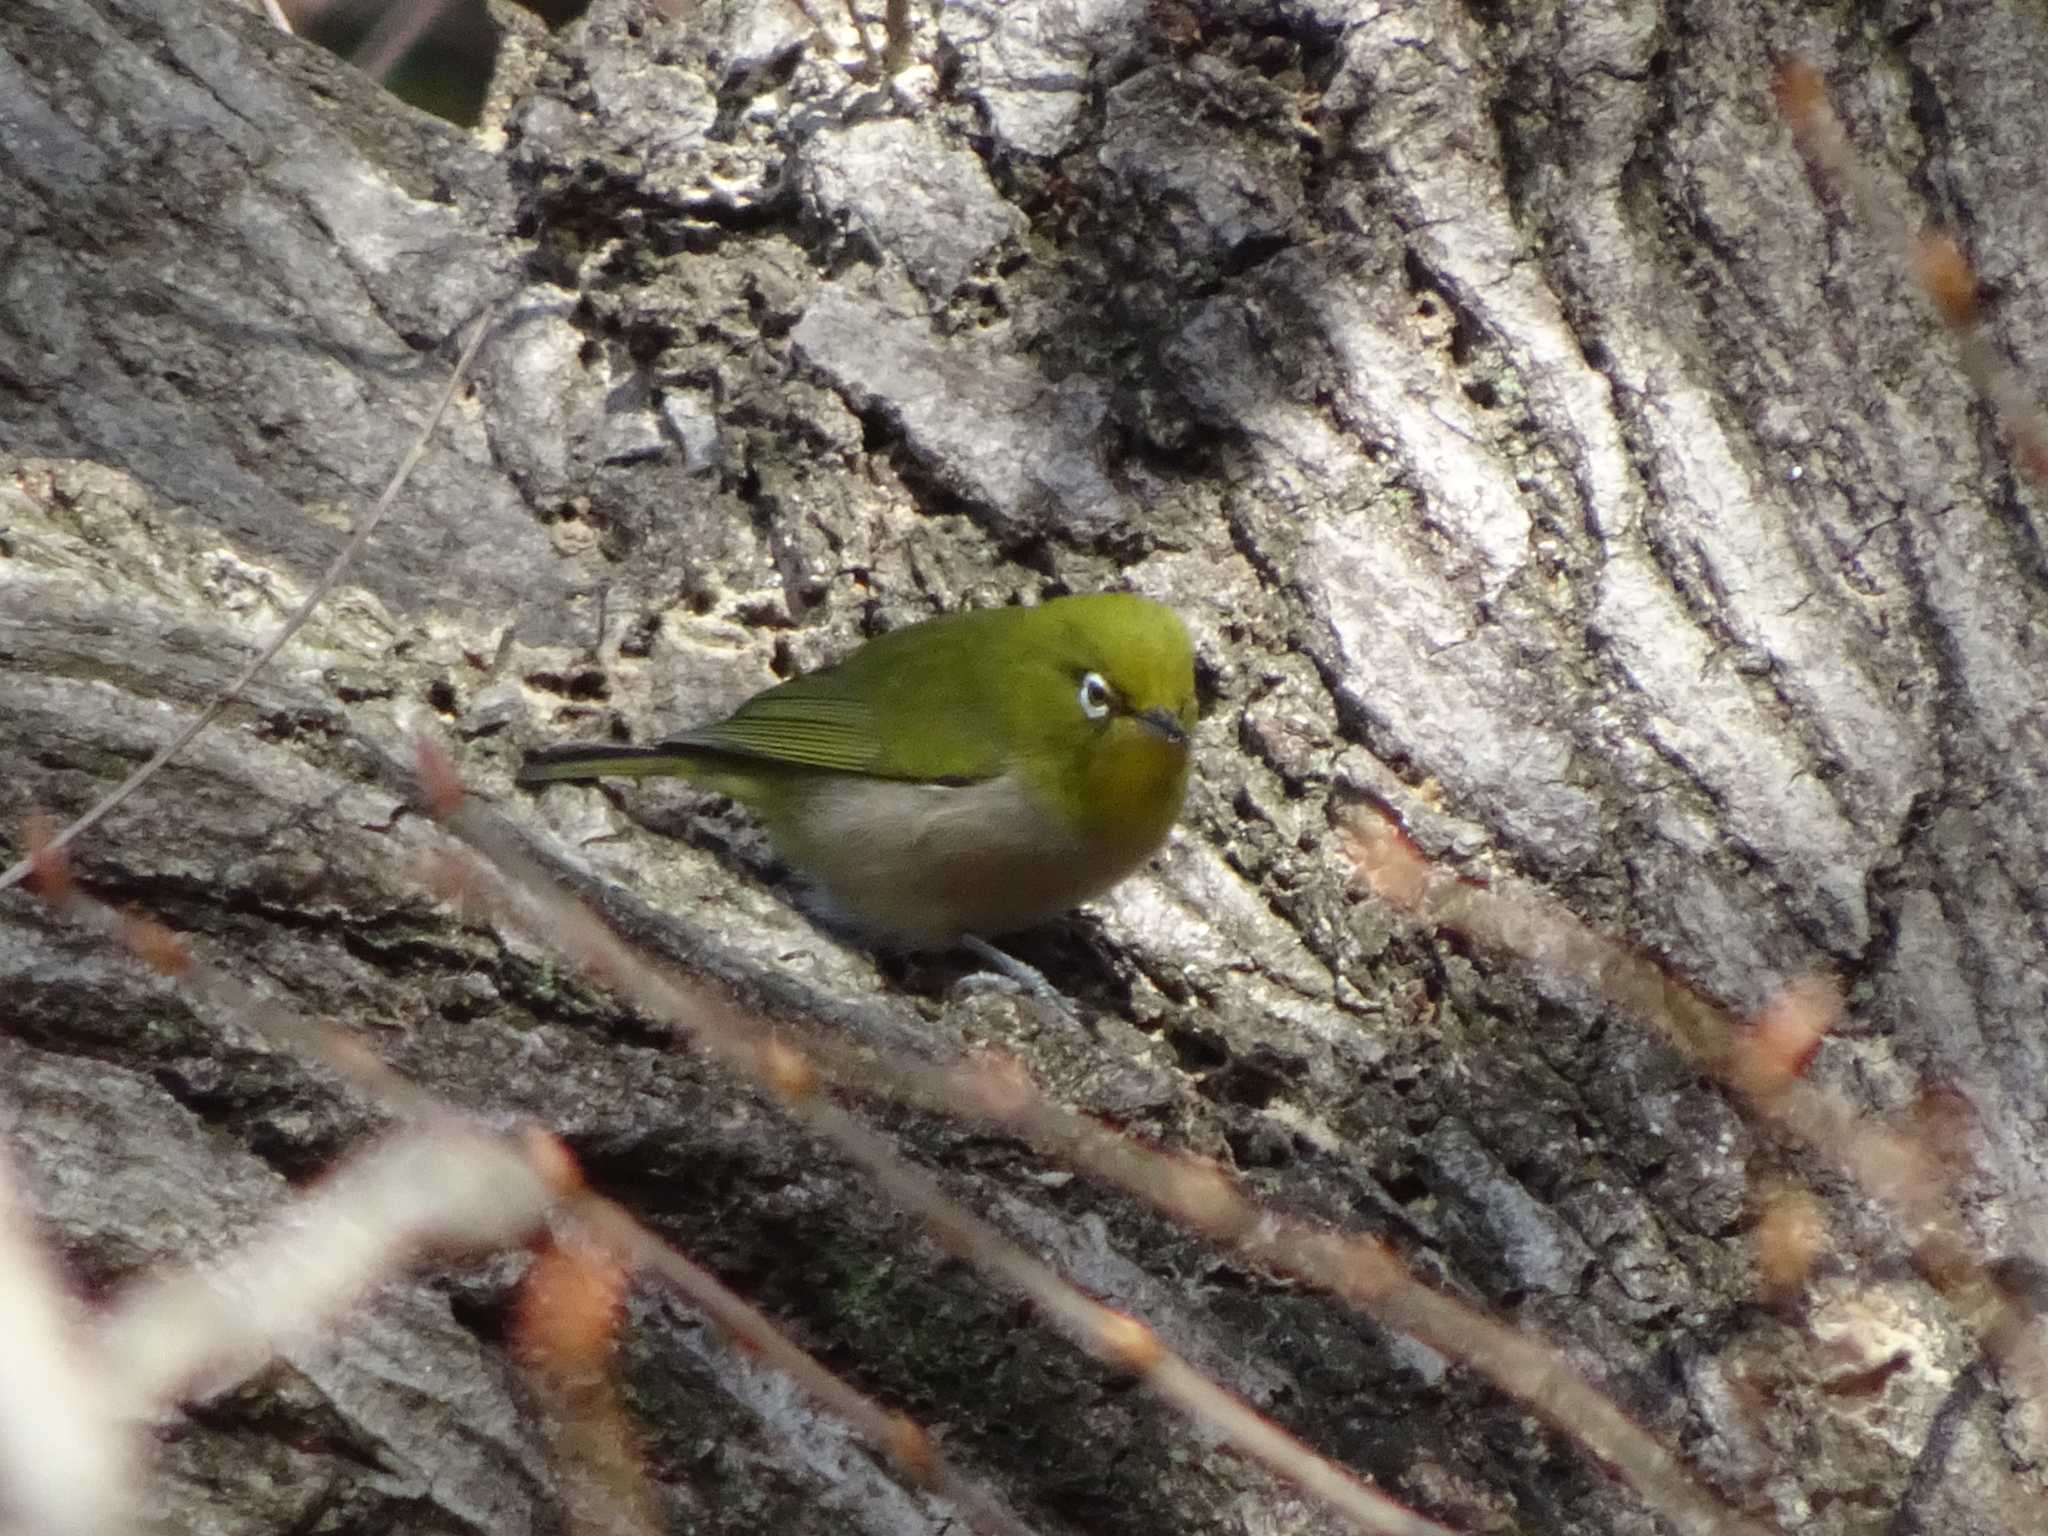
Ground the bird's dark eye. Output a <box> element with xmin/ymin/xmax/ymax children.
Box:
<box><xmin>1077</xmin><ymin>671</ymin><xmax>1114</xmax><ymax>721</ymax></box>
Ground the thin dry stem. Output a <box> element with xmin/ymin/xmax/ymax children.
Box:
<box><xmin>921</xmin><ymin>1058</ymin><xmax>1769</xmax><ymax>1536</ymax></box>
<box><xmin>441</xmin><ymin>766</ymin><xmax>1765</xmax><ymax>1536</ymax></box>
<box><xmin>838</xmin><ymin>0</ymin><xmax>882</xmax><ymax>73</ymax></box>
<box><xmin>353</xmin><ymin>0</ymin><xmax>458</xmax><ymax>84</ymax></box>
<box><xmin>0</xmin><ymin>1142</ymin><xmax>137</xmax><ymax>1536</ymax></box>
<box><xmin>1775</xmin><ymin>58</ymin><xmax>2048</xmax><ymax>486</ymax></box>
<box><xmin>432</xmin><ymin>793</ymin><xmax>1761</xmax><ymax>1535</ymax></box>
<box><xmin>799</xmin><ymin>1095</ymin><xmax>1456</xmax><ymax>1536</ymax></box>
<box><xmin>432</xmin><ymin>768</ymin><xmax>1455</xmax><ymax>1536</ymax></box>
<box><xmin>26</xmin><ymin>825</ymin><xmax>1035</xmax><ymax>1536</ymax></box>
<box><xmin>97</xmin><ymin>1126</ymin><xmax>554</xmax><ymax>1407</ymax></box>
<box><xmin>568</xmin><ymin>1194</ymin><xmax>1040</xmax><ymax>1536</ymax></box>
<box><xmin>517</xmin><ymin>1238</ymin><xmax>663</xmax><ymax>1536</ymax></box>
<box><xmin>1343</xmin><ymin>805</ymin><xmax>2048</xmax><ymax>1419</ymax></box>
<box><xmin>28</xmin><ymin>838</ymin><xmax>453</xmax><ymax>1124</ymax></box>
<box><xmin>783</xmin><ymin>0</ymin><xmax>878</xmax><ymax>75</ymax></box>
<box><xmin>1754</xmin><ymin>1184</ymin><xmax>1827</xmax><ymax>1307</ymax></box>
<box><xmin>0</xmin><ymin>307</ymin><xmax>494</xmax><ymax>895</ymax></box>
<box><xmin>924</xmin><ymin>1077</ymin><xmax>1763</xmax><ymax>1536</ymax></box>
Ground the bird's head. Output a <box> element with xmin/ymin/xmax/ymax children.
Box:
<box><xmin>1008</xmin><ymin>593</ymin><xmax>1197</xmax><ymax>852</ymax></box>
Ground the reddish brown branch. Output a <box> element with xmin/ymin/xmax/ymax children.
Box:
<box><xmin>426</xmin><ymin>743</ymin><xmax>1457</xmax><ymax>1536</ymax></box>
<box><xmin>431</xmin><ymin>746</ymin><xmax>1766</xmax><ymax>1536</ymax></box>
<box><xmin>1344</xmin><ymin>805</ymin><xmax>2048</xmax><ymax>1423</ymax></box>
<box><xmin>1776</xmin><ymin>58</ymin><xmax>2048</xmax><ymax>487</ymax></box>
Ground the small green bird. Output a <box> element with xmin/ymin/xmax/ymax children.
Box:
<box><xmin>518</xmin><ymin>592</ymin><xmax>1197</xmax><ymax>947</ymax></box>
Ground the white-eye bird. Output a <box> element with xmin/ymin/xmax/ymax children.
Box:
<box><xmin>517</xmin><ymin>592</ymin><xmax>1197</xmax><ymax>946</ymax></box>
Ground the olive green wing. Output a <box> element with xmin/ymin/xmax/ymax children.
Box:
<box><xmin>660</xmin><ymin>613</ymin><xmax>1013</xmax><ymax>784</ymax></box>
<box><xmin>666</xmin><ymin>689</ymin><xmax>886</xmax><ymax>774</ymax></box>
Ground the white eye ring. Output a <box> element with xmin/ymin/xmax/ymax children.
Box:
<box><xmin>1077</xmin><ymin>671</ymin><xmax>1114</xmax><ymax>721</ymax></box>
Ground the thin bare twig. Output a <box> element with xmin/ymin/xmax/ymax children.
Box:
<box><xmin>1345</xmin><ymin>807</ymin><xmax>2048</xmax><ymax>1421</ymax></box>
<box><xmin>0</xmin><ymin>309</ymin><xmax>494</xmax><ymax>895</ymax></box>
<box><xmin>642</xmin><ymin>1014</ymin><xmax>1766</xmax><ymax>1536</ymax></box>
<box><xmin>919</xmin><ymin>1058</ymin><xmax>1774</xmax><ymax>1536</ymax></box>
<box><xmin>516</xmin><ymin>1237</ymin><xmax>664</xmax><ymax>1536</ymax></box>
<box><xmin>97</xmin><ymin>1126</ymin><xmax>557</xmax><ymax>1408</ymax></box>
<box><xmin>23</xmin><ymin>829</ymin><xmax>1039</xmax><ymax>1536</ymax></box>
<box><xmin>568</xmin><ymin>1194</ymin><xmax>1040</xmax><ymax>1536</ymax></box>
<box><xmin>1775</xmin><ymin>59</ymin><xmax>2048</xmax><ymax>485</ymax></box>
<box><xmin>23</xmin><ymin>847</ymin><xmax>559</xmax><ymax>1407</ymax></box>
<box><xmin>0</xmin><ymin>1141</ymin><xmax>137</xmax><ymax>1536</ymax></box>
<box><xmin>23</xmin><ymin>819</ymin><xmax>453</xmax><ymax>1124</ymax></box>
<box><xmin>428</xmin><ymin>778</ymin><xmax>1767</xmax><ymax>1536</ymax></box>
<box><xmin>428</xmin><ymin>746</ymin><xmax>1473</xmax><ymax>1536</ymax></box>
<box><xmin>354</xmin><ymin>0</ymin><xmax>459</xmax><ymax>87</ymax></box>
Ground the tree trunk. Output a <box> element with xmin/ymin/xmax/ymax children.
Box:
<box><xmin>3</xmin><ymin>0</ymin><xmax>2045</xmax><ymax>1533</ymax></box>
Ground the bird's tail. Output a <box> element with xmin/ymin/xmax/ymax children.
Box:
<box><xmin>515</xmin><ymin>742</ymin><xmax>706</xmax><ymax>786</ymax></box>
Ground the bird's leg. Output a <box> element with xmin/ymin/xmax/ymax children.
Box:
<box><xmin>957</xmin><ymin>935</ymin><xmax>1081</xmax><ymax>1023</ymax></box>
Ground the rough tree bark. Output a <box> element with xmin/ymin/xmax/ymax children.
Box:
<box><xmin>3</xmin><ymin>0</ymin><xmax>2045</xmax><ymax>1533</ymax></box>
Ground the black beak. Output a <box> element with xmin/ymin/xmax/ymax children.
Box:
<box><xmin>1136</xmin><ymin>706</ymin><xmax>1189</xmax><ymax>746</ymax></box>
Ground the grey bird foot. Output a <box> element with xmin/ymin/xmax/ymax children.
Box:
<box><xmin>957</xmin><ymin>935</ymin><xmax>1081</xmax><ymax>1023</ymax></box>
